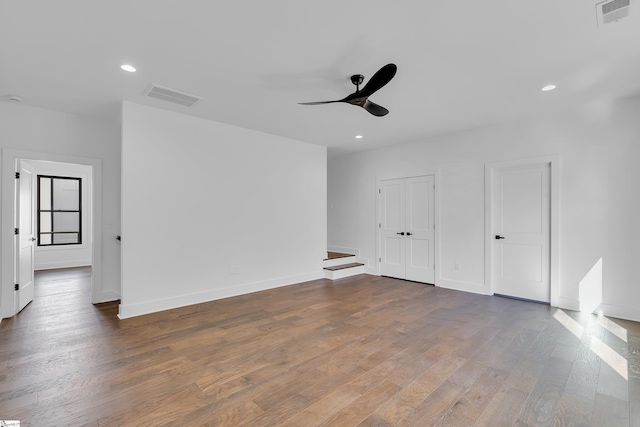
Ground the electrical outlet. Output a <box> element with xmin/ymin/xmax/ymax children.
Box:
<box><xmin>454</xmin><ymin>262</ymin><xmax>461</xmax><ymax>271</ymax></box>
<box><xmin>229</xmin><ymin>266</ymin><xmax>240</xmax><ymax>275</ymax></box>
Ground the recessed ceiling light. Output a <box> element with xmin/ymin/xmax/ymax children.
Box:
<box><xmin>121</xmin><ymin>64</ymin><xmax>136</xmax><ymax>73</ymax></box>
<box><xmin>355</xmin><ymin>135</ymin><xmax>363</xmax><ymax>139</ymax></box>
<box><xmin>541</xmin><ymin>84</ymin><xmax>556</xmax><ymax>92</ymax></box>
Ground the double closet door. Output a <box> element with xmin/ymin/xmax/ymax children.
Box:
<box><xmin>379</xmin><ymin>175</ymin><xmax>435</xmax><ymax>284</ymax></box>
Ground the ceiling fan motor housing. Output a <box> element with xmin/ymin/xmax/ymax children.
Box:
<box><xmin>299</xmin><ymin>64</ymin><xmax>396</xmax><ymax>116</ymax></box>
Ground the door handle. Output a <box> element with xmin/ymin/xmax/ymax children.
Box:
<box><xmin>29</xmin><ymin>237</ymin><xmax>37</xmax><ymax>242</ymax></box>
<box><xmin>495</xmin><ymin>235</ymin><xmax>505</xmax><ymax>240</ymax></box>
<box><xmin>396</xmin><ymin>232</ymin><xmax>405</xmax><ymax>235</ymax></box>
<box><xmin>406</xmin><ymin>232</ymin><xmax>413</xmax><ymax>236</ymax></box>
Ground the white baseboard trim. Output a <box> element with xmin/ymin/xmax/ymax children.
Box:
<box><xmin>557</xmin><ymin>296</ymin><xmax>580</xmax><ymax>311</ymax></box>
<box><xmin>552</xmin><ymin>298</ymin><xmax>640</xmax><ymax>322</ymax></box>
<box><xmin>117</xmin><ymin>271</ymin><xmax>324</xmax><ymax>320</ymax></box>
<box><xmin>94</xmin><ymin>290</ymin><xmax>120</xmax><ymax>304</ymax></box>
<box><xmin>35</xmin><ymin>260</ymin><xmax>92</xmax><ymax>271</ymax></box>
<box><xmin>598</xmin><ymin>303</ymin><xmax>640</xmax><ymax>323</ymax></box>
<box><xmin>436</xmin><ymin>278</ymin><xmax>488</xmax><ymax>295</ymax></box>
<box><xmin>364</xmin><ymin>267</ymin><xmax>379</xmax><ymax>275</ymax></box>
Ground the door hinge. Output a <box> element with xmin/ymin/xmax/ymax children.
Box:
<box><xmin>15</xmin><ymin>283</ymin><xmax>19</xmax><ymax>291</ymax></box>
<box><xmin>15</xmin><ymin>228</ymin><xmax>19</xmax><ymax>235</ymax></box>
<box><xmin>15</xmin><ymin>172</ymin><xmax>20</xmax><ymax>179</ymax></box>
<box><xmin>379</xmin><ymin>223</ymin><xmax>381</xmax><ymax>228</ymax></box>
<box><xmin>379</xmin><ymin>258</ymin><xmax>381</xmax><ymax>262</ymax></box>
<box><xmin>379</xmin><ymin>189</ymin><xmax>381</xmax><ymax>194</ymax></box>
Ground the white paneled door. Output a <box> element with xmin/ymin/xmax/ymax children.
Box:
<box><xmin>492</xmin><ymin>163</ymin><xmax>550</xmax><ymax>302</ymax></box>
<box><xmin>380</xmin><ymin>175</ymin><xmax>435</xmax><ymax>284</ymax></box>
<box><xmin>17</xmin><ymin>160</ymin><xmax>36</xmax><ymax>312</ymax></box>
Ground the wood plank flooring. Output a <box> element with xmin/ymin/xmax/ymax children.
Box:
<box><xmin>1</xmin><ymin>270</ymin><xmax>639</xmax><ymax>426</ymax></box>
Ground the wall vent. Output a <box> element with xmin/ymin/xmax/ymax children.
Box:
<box><xmin>596</xmin><ymin>0</ymin><xmax>631</xmax><ymax>26</ymax></box>
<box><xmin>143</xmin><ymin>84</ymin><xmax>202</xmax><ymax>107</ymax></box>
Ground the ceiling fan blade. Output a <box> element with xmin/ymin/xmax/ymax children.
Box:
<box><xmin>358</xmin><ymin>63</ymin><xmax>397</xmax><ymax>98</ymax></box>
<box><xmin>298</xmin><ymin>100</ymin><xmax>340</xmax><ymax>105</ymax></box>
<box><xmin>362</xmin><ymin>100</ymin><xmax>389</xmax><ymax>117</ymax></box>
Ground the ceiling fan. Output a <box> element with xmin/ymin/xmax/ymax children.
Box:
<box><xmin>299</xmin><ymin>63</ymin><xmax>397</xmax><ymax>117</ymax></box>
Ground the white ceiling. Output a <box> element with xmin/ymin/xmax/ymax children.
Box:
<box><xmin>2</xmin><ymin>1</ymin><xmax>639</xmax><ymax>156</ymax></box>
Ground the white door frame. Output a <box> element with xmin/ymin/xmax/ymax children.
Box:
<box><xmin>1</xmin><ymin>149</ymin><xmax>103</xmax><ymax>318</ymax></box>
<box><xmin>376</xmin><ymin>172</ymin><xmax>439</xmax><ymax>283</ymax></box>
<box><xmin>484</xmin><ymin>155</ymin><xmax>560</xmax><ymax>306</ymax></box>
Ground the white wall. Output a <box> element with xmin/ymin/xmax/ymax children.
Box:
<box><xmin>328</xmin><ymin>94</ymin><xmax>640</xmax><ymax>322</ymax></box>
<box><xmin>0</xmin><ymin>102</ymin><xmax>121</xmax><ymax>319</ymax></box>
<box><xmin>27</xmin><ymin>160</ymin><xmax>93</xmax><ymax>270</ymax></box>
<box><xmin>120</xmin><ymin>102</ymin><xmax>326</xmax><ymax>318</ymax></box>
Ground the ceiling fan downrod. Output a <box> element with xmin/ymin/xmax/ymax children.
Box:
<box><xmin>351</xmin><ymin>74</ymin><xmax>364</xmax><ymax>92</ymax></box>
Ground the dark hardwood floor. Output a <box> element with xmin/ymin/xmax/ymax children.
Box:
<box><xmin>1</xmin><ymin>270</ymin><xmax>639</xmax><ymax>426</ymax></box>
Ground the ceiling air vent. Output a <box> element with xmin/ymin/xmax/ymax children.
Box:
<box><xmin>596</xmin><ymin>0</ymin><xmax>631</xmax><ymax>26</ymax></box>
<box><xmin>143</xmin><ymin>84</ymin><xmax>202</xmax><ymax>107</ymax></box>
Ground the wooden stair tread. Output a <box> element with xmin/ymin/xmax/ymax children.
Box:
<box><xmin>324</xmin><ymin>251</ymin><xmax>354</xmax><ymax>260</ymax></box>
<box><xmin>323</xmin><ymin>262</ymin><xmax>364</xmax><ymax>271</ymax></box>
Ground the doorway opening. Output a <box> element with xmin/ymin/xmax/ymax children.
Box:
<box><xmin>1</xmin><ymin>149</ymin><xmax>103</xmax><ymax>319</ymax></box>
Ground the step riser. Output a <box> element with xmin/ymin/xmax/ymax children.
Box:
<box><xmin>323</xmin><ymin>256</ymin><xmax>357</xmax><ymax>268</ymax></box>
<box><xmin>324</xmin><ymin>266</ymin><xmax>364</xmax><ymax>280</ymax></box>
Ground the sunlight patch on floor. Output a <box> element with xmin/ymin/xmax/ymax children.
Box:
<box><xmin>597</xmin><ymin>314</ymin><xmax>628</xmax><ymax>343</ymax></box>
<box><xmin>553</xmin><ymin>309</ymin><xmax>585</xmax><ymax>340</ymax></box>
<box><xmin>590</xmin><ymin>336</ymin><xmax>628</xmax><ymax>381</ymax></box>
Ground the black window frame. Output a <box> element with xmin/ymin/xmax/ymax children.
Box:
<box><xmin>37</xmin><ymin>175</ymin><xmax>82</xmax><ymax>246</ymax></box>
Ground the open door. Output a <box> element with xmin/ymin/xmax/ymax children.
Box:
<box><xmin>16</xmin><ymin>160</ymin><xmax>36</xmax><ymax>312</ymax></box>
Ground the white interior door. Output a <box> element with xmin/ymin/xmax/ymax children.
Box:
<box><xmin>17</xmin><ymin>160</ymin><xmax>36</xmax><ymax>312</ymax></box>
<box><xmin>492</xmin><ymin>163</ymin><xmax>550</xmax><ymax>302</ymax></box>
<box><xmin>380</xmin><ymin>175</ymin><xmax>435</xmax><ymax>284</ymax></box>
<box><xmin>405</xmin><ymin>176</ymin><xmax>435</xmax><ymax>283</ymax></box>
<box><xmin>379</xmin><ymin>179</ymin><xmax>406</xmax><ymax>279</ymax></box>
